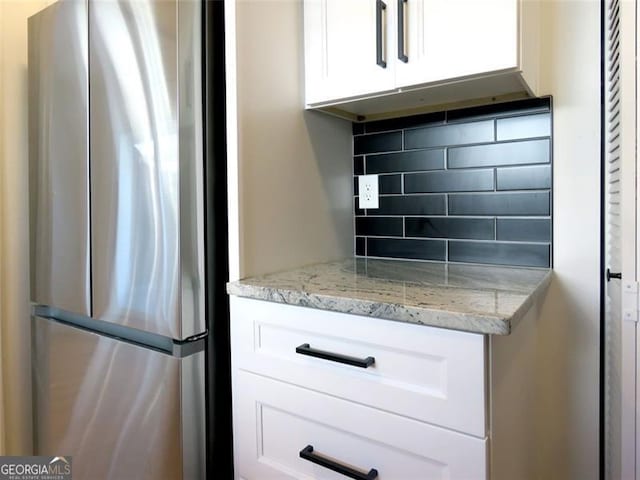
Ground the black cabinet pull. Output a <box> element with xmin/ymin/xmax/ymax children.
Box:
<box><xmin>299</xmin><ymin>445</ymin><xmax>379</xmax><ymax>480</ymax></box>
<box><xmin>296</xmin><ymin>343</ymin><xmax>375</xmax><ymax>368</ymax></box>
<box><xmin>397</xmin><ymin>0</ymin><xmax>408</xmax><ymax>62</ymax></box>
<box><xmin>607</xmin><ymin>268</ymin><xmax>622</xmax><ymax>281</ymax></box>
<box><xmin>376</xmin><ymin>0</ymin><xmax>387</xmax><ymax>68</ymax></box>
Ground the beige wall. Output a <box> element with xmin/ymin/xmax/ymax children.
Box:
<box><xmin>227</xmin><ymin>0</ymin><xmax>354</xmax><ymax>280</ymax></box>
<box><xmin>0</xmin><ymin>0</ymin><xmax>55</xmax><ymax>455</ymax></box>
<box><xmin>537</xmin><ymin>1</ymin><xmax>601</xmax><ymax>478</ymax></box>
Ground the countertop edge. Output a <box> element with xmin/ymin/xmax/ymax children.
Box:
<box><xmin>227</xmin><ymin>282</ymin><xmax>520</xmax><ymax>335</ymax></box>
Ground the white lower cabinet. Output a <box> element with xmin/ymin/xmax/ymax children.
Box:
<box><xmin>234</xmin><ymin>371</ymin><xmax>487</xmax><ymax>480</ymax></box>
<box><xmin>231</xmin><ymin>296</ymin><xmax>527</xmax><ymax>480</ymax></box>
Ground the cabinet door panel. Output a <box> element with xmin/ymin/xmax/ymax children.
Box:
<box><xmin>233</xmin><ymin>371</ymin><xmax>487</xmax><ymax>480</ymax></box>
<box><xmin>396</xmin><ymin>0</ymin><xmax>519</xmax><ymax>88</ymax></box>
<box><xmin>305</xmin><ymin>0</ymin><xmax>396</xmax><ymax>105</ymax></box>
<box><xmin>231</xmin><ymin>297</ymin><xmax>487</xmax><ymax>437</ymax></box>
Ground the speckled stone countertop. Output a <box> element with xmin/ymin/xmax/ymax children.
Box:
<box><xmin>226</xmin><ymin>258</ymin><xmax>552</xmax><ymax>335</ymax></box>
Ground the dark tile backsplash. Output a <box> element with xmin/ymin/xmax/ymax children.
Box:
<box><xmin>353</xmin><ymin>97</ymin><xmax>553</xmax><ymax>268</ymax></box>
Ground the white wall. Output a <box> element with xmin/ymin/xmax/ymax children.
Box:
<box><xmin>227</xmin><ymin>0</ymin><xmax>354</xmax><ymax>281</ymax></box>
<box><xmin>536</xmin><ymin>1</ymin><xmax>601</xmax><ymax>478</ymax></box>
<box><xmin>0</xmin><ymin>0</ymin><xmax>55</xmax><ymax>456</ymax></box>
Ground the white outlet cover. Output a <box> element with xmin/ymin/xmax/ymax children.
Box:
<box><xmin>358</xmin><ymin>174</ymin><xmax>379</xmax><ymax>209</ymax></box>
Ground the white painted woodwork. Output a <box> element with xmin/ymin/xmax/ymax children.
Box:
<box><xmin>230</xmin><ymin>296</ymin><xmax>486</xmax><ymax>437</ymax></box>
<box><xmin>604</xmin><ymin>1</ymin><xmax>639</xmax><ymax>479</ymax></box>
<box><xmin>604</xmin><ymin>0</ymin><xmax>623</xmax><ymax>478</ymax></box>
<box><xmin>233</xmin><ymin>370</ymin><xmax>488</xmax><ymax>480</ymax></box>
<box><xmin>395</xmin><ymin>0</ymin><xmax>518</xmax><ymax>88</ymax></box>
<box><xmin>304</xmin><ymin>0</ymin><xmax>396</xmax><ymax>105</ymax></box>
<box><xmin>303</xmin><ymin>0</ymin><xmax>540</xmax><ymax>119</ymax></box>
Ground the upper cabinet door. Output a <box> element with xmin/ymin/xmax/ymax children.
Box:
<box><xmin>89</xmin><ymin>0</ymin><xmax>205</xmax><ymax>340</ymax></box>
<box><xmin>304</xmin><ymin>0</ymin><xmax>397</xmax><ymax>105</ymax></box>
<box><xmin>395</xmin><ymin>0</ymin><xmax>519</xmax><ymax>89</ymax></box>
<box><xmin>29</xmin><ymin>0</ymin><xmax>90</xmax><ymax>316</ymax></box>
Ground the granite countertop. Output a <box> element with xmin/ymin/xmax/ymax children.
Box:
<box><xmin>226</xmin><ymin>258</ymin><xmax>552</xmax><ymax>335</ymax></box>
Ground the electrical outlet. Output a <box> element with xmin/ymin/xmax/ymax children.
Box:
<box><xmin>358</xmin><ymin>174</ymin><xmax>379</xmax><ymax>209</ymax></box>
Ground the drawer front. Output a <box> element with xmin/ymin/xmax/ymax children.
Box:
<box><xmin>230</xmin><ymin>297</ymin><xmax>487</xmax><ymax>437</ymax></box>
<box><xmin>233</xmin><ymin>371</ymin><xmax>487</xmax><ymax>480</ymax></box>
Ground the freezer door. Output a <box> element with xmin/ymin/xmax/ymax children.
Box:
<box><xmin>28</xmin><ymin>0</ymin><xmax>90</xmax><ymax>316</ymax></box>
<box><xmin>89</xmin><ymin>0</ymin><xmax>205</xmax><ymax>339</ymax></box>
<box><xmin>32</xmin><ymin>316</ymin><xmax>205</xmax><ymax>480</ymax></box>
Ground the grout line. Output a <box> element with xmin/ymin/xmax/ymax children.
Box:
<box><xmin>357</xmin><ymin>135</ymin><xmax>551</xmax><ymax>158</ymax></box>
<box><xmin>358</xmin><ymin>234</ymin><xmax>551</xmax><ymax>245</ymax></box>
<box><xmin>363</xmin><ymin>161</ymin><xmax>551</xmax><ymax>176</ymax></box>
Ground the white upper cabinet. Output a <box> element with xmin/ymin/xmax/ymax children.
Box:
<box><xmin>396</xmin><ymin>0</ymin><xmax>517</xmax><ymax>87</ymax></box>
<box><xmin>304</xmin><ymin>0</ymin><xmax>540</xmax><ymax>119</ymax></box>
<box><xmin>304</xmin><ymin>0</ymin><xmax>397</xmax><ymax>105</ymax></box>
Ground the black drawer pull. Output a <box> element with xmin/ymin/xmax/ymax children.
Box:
<box><xmin>299</xmin><ymin>445</ymin><xmax>378</xmax><ymax>480</ymax></box>
<box><xmin>295</xmin><ymin>343</ymin><xmax>375</xmax><ymax>368</ymax></box>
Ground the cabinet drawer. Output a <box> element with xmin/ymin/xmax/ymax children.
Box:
<box><xmin>230</xmin><ymin>297</ymin><xmax>486</xmax><ymax>437</ymax></box>
<box><xmin>233</xmin><ymin>371</ymin><xmax>487</xmax><ymax>480</ymax></box>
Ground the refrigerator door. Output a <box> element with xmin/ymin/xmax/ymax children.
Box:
<box><xmin>33</xmin><ymin>316</ymin><xmax>205</xmax><ymax>480</ymax></box>
<box><xmin>28</xmin><ymin>0</ymin><xmax>90</xmax><ymax>316</ymax></box>
<box><xmin>89</xmin><ymin>0</ymin><xmax>205</xmax><ymax>340</ymax></box>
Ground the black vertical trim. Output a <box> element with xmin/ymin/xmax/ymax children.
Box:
<box><xmin>87</xmin><ymin>0</ymin><xmax>93</xmax><ymax>318</ymax></box>
<box><xmin>599</xmin><ymin>0</ymin><xmax>606</xmax><ymax>478</ymax></box>
<box><xmin>204</xmin><ymin>0</ymin><xmax>233</xmax><ymax>478</ymax></box>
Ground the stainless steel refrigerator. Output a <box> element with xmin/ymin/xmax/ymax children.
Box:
<box><xmin>28</xmin><ymin>1</ymin><xmax>231</xmax><ymax>478</ymax></box>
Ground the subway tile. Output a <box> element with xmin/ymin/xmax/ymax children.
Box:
<box><xmin>367</xmin><ymin>149</ymin><xmax>445</xmax><ymax>174</ymax></box>
<box><xmin>354</xmin><ymin>197</ymin><xmax>365</xmax><ymax>216</ymax></box>
<box><xmin>405</xmin><ymin>169</ymin><xmax>494</xmax><ymax>193</ymax></box>
<box><xmin>448</xmin><ymin>241</ymin><xmax>550</xmax><ymax>267</ymax></box>
<box><xmin>380</xmin><ymin>175</ymin><xmax>402</xmax><ymax>194</ymax></box>
<box><xmin>352</xmin><ymin>123</ymin><xmax>365</xmax><ymax>135</ymax></box>
<box><xmin>446</xmin><ymin>97</ymin><xmax>551</xmax><ymax>123</ymax></box>
<box><xmin>496</xmin><ymin>165</ymin><xmax>551</xmax><ymax>191</ymax></box>
<box><xmin>496</xmin><ymin>113</ymin><xmax>551</xmax><ymax>141</ymax></box>
<box><xmin>354</xmin><ymin>131</ymin><xmax>402</xmax><ymax>155</ymax></box>
<box><xmin>355</xmin><ymin>217</ymin><xmax>404</xmax><ymax>237</ymax></box>
<box><xmin>406</xmin><ymin>217</ymin><xmax>495</xmax><ymax>240</ymax></box>
<box><xmin>497</xmin><ymin>218</ymin><xmax>551</xmax><ymax>242</ymax></box>
<box><xmin>376</xmin><ymin>195</ymin><xmax>446</xmax><ymax>216</ymax></box>
<box><xmin>448</xmin><ymin>139</ymin><xmax>550</xmax><ymax>169</ymax></box>
<box><xmin>449</xmin><ymin>192</ymin><xmax>550</xmax><ymax>216</ymax></box>
<box><xmin>355</xmin><ymin>237</ymin><xmax>366</xmax><ymax>256</ymax></box>
<box><xmin>404</xmin><ymin>120</ymin><xmax>494</xmax><ymax>150</ymax></box>
<box><xmin>355</xmin><ymin>175</ymin><xmax>402</xmax><ymax>195</ymax></box>
<box><xmin>364</xmin><ymin>111</ymin><xmax>445</xmax><ymax>133</ymax></box>
<box><xmin>367</xmin><ymin>238</ymin><xmax>446</xmax><ymax>261</ymax></box>
<box><xmin>354</xmin><ymin>155</ymin><xmax>364</xmax><ymax>175</ymax></box>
